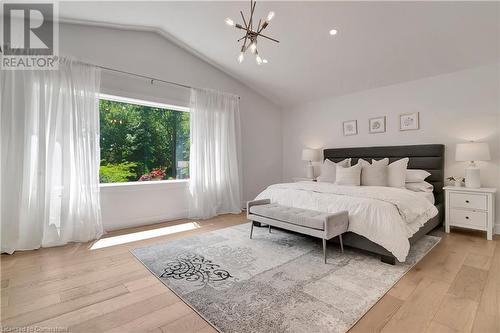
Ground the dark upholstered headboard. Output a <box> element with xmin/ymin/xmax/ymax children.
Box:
<box><xmin>323</xmin><ymin>144</ymin><xmax>445</xmax><ymax>204</ymax></box>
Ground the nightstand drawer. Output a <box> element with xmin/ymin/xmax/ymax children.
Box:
<box><xmin>449</xmin><ymin>192</ymin><xmax>487</xmax><ymax>211</ymax></box>
<box><xmin>449</xmin><ymin>209</ymin><xmax>487</xmax><ymax>228</ymax></box>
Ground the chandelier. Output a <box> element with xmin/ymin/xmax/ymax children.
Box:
<box><xmin>224</xmin><ymin>0</ymin><xmax>279</xmax><ymax>65</ymax></box>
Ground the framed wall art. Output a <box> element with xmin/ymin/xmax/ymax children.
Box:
<box><xmin>343</xmin><ymin>120</ymin><xmax>358</xmax><ymax>136</ymax></box>
<box><xmin>400</xmin><ymin>112</ymin><xmax>420</xmax><ymax>131</ymax></box>
<box><xmin>369</xmin><ymin>116</ymin><xmax>386</xmax><ymax>134</ymax></box>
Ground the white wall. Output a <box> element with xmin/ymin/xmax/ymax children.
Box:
<box><xmin>59</xmin><ymin>22</ymin><xmax>283</xmax><ymax>231</ymax></box>
<box><xmin>282</xmin><ymin>64</ymin><xmax>500</xmax><ymax>230</ymax></box>
<box><xmin>99</xmin><ymin>181</ymin><xmax>189</xmax><ymax>231</ymax></box>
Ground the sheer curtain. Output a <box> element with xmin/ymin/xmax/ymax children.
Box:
<box><xmin>188</xmin><ymin>88</ymin><xmax>242</xmax><ymax>219</ymax></box>
<box><xmin>1</xmin><ymin>58</ymin><xmax>103</xmax><ymax>254</ymax></box>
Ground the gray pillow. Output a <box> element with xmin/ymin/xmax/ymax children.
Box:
<box><xmin>405</xmin><ymin>181</ymin><xmax>433</xmax><ymax>192</ymax></box>
<box><xmin>386</xmin><ymin>158</ymin><xmax>409</xmax><ymax>188</ymax></box>
<box><xmin>406</xmin><ymin>169</ymin><xmax>431</xmax><ymax>183</ymax></box>
<box><xmin>335</xmin><ymin>163</ymin><xmax>362</xmax><ymax>186</ymax></box>
<box><xmin>317</xmin><ymin>158</ymin><xmax>351</xmax><ymax>183</ymax></box>
<box><xmin>359</xmin><ymin>159</ymin><xmax>388</xmax><ymax>186</ymax></box>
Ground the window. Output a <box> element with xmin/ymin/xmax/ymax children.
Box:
<box><xmin>99</xmin><ymin>95</ymin><xmax>190</xmax><ymax>183</ymax></box>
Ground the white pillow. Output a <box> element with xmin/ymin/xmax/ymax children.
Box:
<box><xmin>317</xmin><ymin>158</ymin><xmax>350</xmax><ymax>183</ymax></box>
<box><xmin>359</xmin><ymin>159</ymin><xmax>388</xmax><ymax>186</ymax></box>
<box><xmin>335</xmin><ymin>163</ymin><xmax>362</xmax><ymax>186</ymax></box>
<box><xmin>406</xmin><ymin>169</ymin><xmax>431</xmax><ymax>183</ymax></box>
<box><xmin>406</xmin><ymin>181</ymin><xmax>434</xmax><ymax>192</ymax></box>
<box><xmin>385</xmin><ymin>158</ymin><xmax>409</xmax><ymax>188</ymax></box>
<box><xmin>371</xmin><ymin>158</ymin><xmax>389</xmax><ymax>167</ymax></box>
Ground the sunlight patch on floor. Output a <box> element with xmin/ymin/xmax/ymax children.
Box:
<box><xmin>90</xmin><ymin>222</ymin><xmax>200</xmax><ymax>250</ymax></box>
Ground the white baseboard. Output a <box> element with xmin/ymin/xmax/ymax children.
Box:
<box><xmin>496</xmin><ymin>223</ymin><xmax>500</xmax><ymax>235</ymax></box>
<box><xmin>103</xmin><ymin>210</ymin><xmax>189</xmax><ymax>232</ymax></box>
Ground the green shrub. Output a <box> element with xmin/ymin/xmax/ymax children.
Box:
<box><xmin>99</xmin><ymin>162</ymin><xmax>138</xmax><ymax>183</ymax></box>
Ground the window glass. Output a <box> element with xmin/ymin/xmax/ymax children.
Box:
<box><xmin>99</xmin><ymin>97</ymin><xmax>190</xmax><ymax>183</ymax></box>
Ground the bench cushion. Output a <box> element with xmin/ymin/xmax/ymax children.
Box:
<box><xmin>249</xmin><ymin>203</ymin><xmax>330</xmax><ymax>230</ymax></box>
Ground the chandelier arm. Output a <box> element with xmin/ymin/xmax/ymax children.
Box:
<box><xmin>242</xmin><ymin>37</ymin><xmax>249</xmax><ymax>52</ymax></box>
<box><xmin>254</xmin><ymin>32</ymin><xmax>280</xmax><ymax>43</ymax></box>
<box><xmin>249</xmin><ymin>0</ymin><xmax>256</xmax><ymax>31</ymax></box>
<box><xmin>257</xmin><ymin>19</ymin><xmax>262</xmax><ymax>33</ymax></box>
<box><xmin>258</xmin><ymin>21</ymin><xmax>268</xmax><ymax>34</ymax></box>
<box><xmin>238</xmin><ymin>34</ymin><xmax>251</xmax><ymax>44</ymax></box>
<box><xmin>248</xmin><ymin>1</ymin><xmax>252</xmax><ymax>31</ymax></box>
<box><xmin>242</xmin><ymin>34</ymin><xmax>248</xmax><ymax>48</ymax></box>
<box><xmin>240</xmin><ymin>11</ymin><xmax>248</xmax><ymax>29</ymax></box>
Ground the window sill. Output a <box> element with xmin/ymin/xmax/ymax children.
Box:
<box><xmin>99</xmin><ymin>179</ymin><xmax>189</xmax><ymax>191</ymax></box>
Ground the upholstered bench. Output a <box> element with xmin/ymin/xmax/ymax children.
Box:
<box><xmin>247</xmin><ymin>199</ymin><xmax>349</xmax><ymax>263</ymax></box>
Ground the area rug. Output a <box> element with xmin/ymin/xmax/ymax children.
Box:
<box><xmin>131</xmin><ymin>223</ymin><xmax>440</xmax><ymax>333</ymax></box>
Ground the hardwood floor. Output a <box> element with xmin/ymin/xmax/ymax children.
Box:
<box><xmin>1</xmin><ymin>214</ymin><xmax>498</xmax><ymax>332</ymax></box>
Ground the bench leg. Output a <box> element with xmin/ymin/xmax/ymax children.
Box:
<box><xmin>268</xmin><ymin>224</ymin><xmax>271</xmax><ymax>233</ymax></box>
<box><xmin>323</xmin><ymin>238</ymin><xmax>327</xmax><ymax>264</ymax></box>
<box><xmin>250</xmin><ymin>222</ymin><xmax>254</xmax><ymax>239</ymax></box>
<box><xmin>339</xmin><ymin>234</ymin><xmax>344</xmax><ymax>253</ymax></box>
<box><xmin>380</xmin><ymin>255</ymin><xmax>396</xmax><ymax>265</ymax></box>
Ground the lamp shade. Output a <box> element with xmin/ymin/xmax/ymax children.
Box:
<box><xmin>455</xmin><ymin>142</ymin><xmax>491</xmax><ymax>162</ymax></box>
<box><xmin>301</xmin><ymin>149</ymin><xmax>320</xmax><ymax>162</ymax></box>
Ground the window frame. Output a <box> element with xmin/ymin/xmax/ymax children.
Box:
<box><xmin>98</xmin><ymin>93</ymin><xmax>190</xmax><ymax>186</ymax></box>
<box><xmin>99</xmin><ymin>93</ymin><xmax>190</xmax><ymax>113</ymax></box>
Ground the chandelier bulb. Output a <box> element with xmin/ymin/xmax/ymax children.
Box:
<box><xmin>266</xmin><ymin>11</ymin><xmax>275</xmax><ymax>22</ymax></box>
<box><xmin>238</xmin><ymin>52</ymin><xmax>245</xmax><ymax>63</ymax></box>
<box><xmin>225</xmin><ymin>18</ymin><xmax>235</xmax><ymax>27</ymax></box>
<box><xmin>250</xmin><ymin>42</ymin><xmax>257</xmax><ymax>53</ymax></box>
<box><xmin>256</xmin><ymin>54</ymin><xmax>263</xmax><ymax>65</ymax></box>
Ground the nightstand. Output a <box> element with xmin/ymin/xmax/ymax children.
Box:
<box><xmin>444</xmin><ymin>186</ymin><xmax>497</xmax><ymax>240</ymax></box>
<box><xmin>292</xmin><ymin>177</ymin><xmax>316</xmax><ymax>182</ymax></box>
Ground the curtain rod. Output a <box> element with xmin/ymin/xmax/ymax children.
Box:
<box><xmin>94</xmin><ymin>64</ymin><xmax>241</xmax><ymax>100</ymax></box>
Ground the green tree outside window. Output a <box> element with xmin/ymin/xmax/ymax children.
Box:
<box><xmin>99</xmin><ymin>99</ymin><xmax>190</xmax><ymax>183</ymax></box>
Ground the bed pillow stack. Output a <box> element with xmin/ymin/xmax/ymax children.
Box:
<box><xmin>317</xmin><ymin>158</ymin><xmax>351</xmax><ymax>183</ymax></box>
<box><xmin>357</xmin><ymin>158</ymin><xmax>409</xmax><ymax>188</ymax></box>
<box><xmin>405</xmin><ymin>169</ymin><xmax>433</xmax><ymax>192</ymax></box>
<box><xmin>318</xmin><ymin>157</ymin><xmax>414</xmax><ymax>188</ymax></box>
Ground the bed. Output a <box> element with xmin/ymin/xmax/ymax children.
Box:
<box><xmin>255</xmin><ymin>144</ymin><xmax>445</xmax><ymax>264</ymax></box>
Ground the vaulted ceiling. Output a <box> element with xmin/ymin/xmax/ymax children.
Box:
<box><xmin>59</xmin><ymin>1</ymin><xmax>499</xmax><ymax>107</ymax></box>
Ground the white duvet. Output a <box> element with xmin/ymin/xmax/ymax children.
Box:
<box><xmin>255</xmin><ymin>181</ymin><xmax>438</xmax><ymax>262</ymax></box>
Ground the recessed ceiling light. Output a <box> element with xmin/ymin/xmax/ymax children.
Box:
<box><xmin>263</xmin><ymin>59</ymin><xmax>268</xmax><ymax>64</ymax></box>
<box><xmin>329</xmin><ymin>29</ymin><xmax>338</xmax><ymax>36</ymax></box>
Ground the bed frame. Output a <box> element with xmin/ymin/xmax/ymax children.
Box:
<box><xmin>323</xmin><ymin>144</ymin><xmax>445</xmax><ymax>264</ymax></box>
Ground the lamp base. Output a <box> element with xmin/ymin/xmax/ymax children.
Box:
<box><xmin>305</xmin><ymin>164</ymin><xmax>314</xmax><ymax>179</ymax></box>
<box><xmin>465</xmin><ymin>167</ymin><xmax>481</xmax><ymax>188</ymax></box>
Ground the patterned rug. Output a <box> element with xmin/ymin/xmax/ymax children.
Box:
<box><xmin>131</xmin><ymin>223</ymin><xmax>440</xmax><ymax>333</ymax></box>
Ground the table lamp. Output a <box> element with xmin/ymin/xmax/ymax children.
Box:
<box><xmin>301</xmin><ymin>149</ymin><xmax>320</xmax><ymax>179</ymax></box>
<box><xmin>455</xmin><ymin>142</ymin><xmax>490</xmax><ymax>188</ymax></box>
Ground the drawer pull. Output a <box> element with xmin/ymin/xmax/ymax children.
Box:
<box><xmin>465</xmin><ymin>200</ymin><xmax>470</xmax><ymax>203</ymax></box>
<box><xmin>465</xmin><ymin>216</ymin><xmax>470</xmax><ymax>220</ymax></box>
